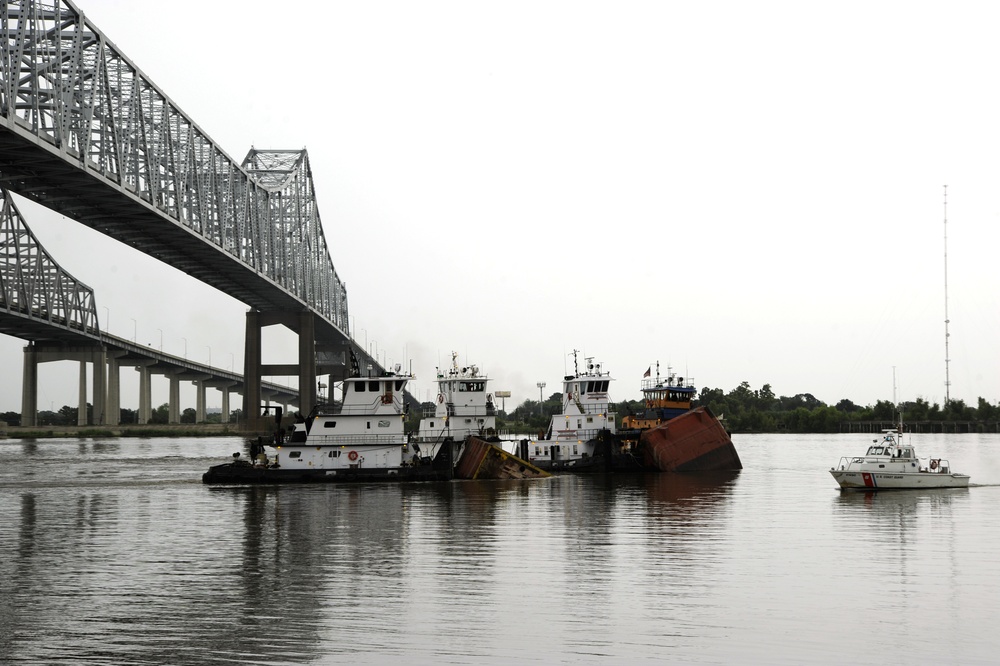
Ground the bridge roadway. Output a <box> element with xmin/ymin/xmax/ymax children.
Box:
<box><xmin>20</xmin><ymin>330</ymin><xmax>300</xmax><ymax>427</ymax></box>
<box><xmin>0</xmin><ymin>1</ymin><xmax>371</xmax><ymax>426</ymax></box>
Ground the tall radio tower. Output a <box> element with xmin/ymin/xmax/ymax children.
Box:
<box><xmin>943</xmin><ymin>185</ymin><xmax>951</xmax><ymax>404</ymax></box>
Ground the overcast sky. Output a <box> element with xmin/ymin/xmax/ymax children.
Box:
<box><xmin>2</xmin><ymin>0</ymin><xmax>999</xmax><ymax>414</ymax></box>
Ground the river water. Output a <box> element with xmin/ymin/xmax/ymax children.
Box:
<box><xmin>1</xmin><ymin>432</ymin><xmax>998</xmax><ymax>665</ymax></box>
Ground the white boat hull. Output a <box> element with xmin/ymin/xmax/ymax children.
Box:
<box><xmin>830</xmin><ymin>469</ymin><xmax>970</xmax><ymax>490</ymax></box>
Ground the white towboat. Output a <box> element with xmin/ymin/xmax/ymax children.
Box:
<box><xmin>830</xmin><ymin>429</ymin><xmax>970</xmax><ymax>490</ymax></box>
<box><xmin>411</xmin><ymin>352</ymin><xmax>501</xmax><ymax>461</ymax></box>
<box><xmin>525</xmin><ymin>351</ymin><xmax>617</xmax><ymax>471</ymax></box>
<box><xmin>203</xmin><ymin>366</ymin><xmax>453</xmax><ymax>483</ymax></box>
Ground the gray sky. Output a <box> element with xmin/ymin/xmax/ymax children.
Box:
<box><xmin>3</xmin><ymin>0</ymin><xmax>999</xmax><ymax>414</ymax></box>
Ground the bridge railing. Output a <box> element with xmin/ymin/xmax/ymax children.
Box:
<box><xmin>0</xmin><ymin>0</ymin><xmax>348</xmax><ymax>329</ymax></box>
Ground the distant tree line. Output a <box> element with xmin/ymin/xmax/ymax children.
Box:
<box><xmin>0</xmin><ymin>405</ymin><xmax>242</xmax><ymax>426</ymax></box>
<box><xmin>694</xmin><ymin>381</ymin><xmax>999</xmax><ymax>433</ymax></box>
<box><xmin>479</xmin><ymin>382</ymin><xmax>1000</xmax><ymax>435</ymax></box>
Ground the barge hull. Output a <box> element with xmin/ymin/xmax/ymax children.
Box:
<box><xmin>640</xmin><ymin>407</ymin><xmax>742</xmax><ymax>471</ymax></box>
<box><xmin>455</xmin><ymin>437</ymin><xmax>551</xmax><ymax>479</ymax></box>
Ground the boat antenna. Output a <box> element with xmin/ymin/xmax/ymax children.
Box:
<box><xmin>943</xmin><ymin>184</ymin><xmax>952</xmax><ymax>405</ymax></box>
<box><xmin>893</xmin><ymin>365</ymin><xmax>903</xmax><ymax>431</ymax></box>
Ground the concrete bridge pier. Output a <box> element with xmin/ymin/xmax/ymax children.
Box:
<box><xmin>21</xmin><ymin>344</ymin><xmax>38</xmax><ymax>427</ymax></box>
<box><xmin>77</xmin><ymin>361</ymin><xmax>87</xmax><ymax>425</ymax></box>
<box><xmin>196</xmin><ymin>380</ymin><xmax>206</xmax><ymax>423</ymax></box>
<box><xmin>205</xmin><ymin>380</ymin><xmax>237</xmax><ymax>423</ymax></box>
<box><xmin>136</xmin><ymin>361</ymin><xmax>154</xmax><ymax>424</ymax></box>
<box><xmin>106</xmin><ymin>353</ymin><xmax>123</xmax><ymax>425</ymax></box>
<box><xmin>21</xmin><ymin>343</ymin><xmax>108</xmax><ymax>427</ymax></box>
<box><xmin>243</xmin><ymin>309</ymin><xmax>316</xmax><ymax>430</ymax></box>
<box><xmin>168</xmin><ymin>372</ymin><xmax>181</xmax><ymax>424</ymax></box>
<box><xmin>190</xmin><ymin>374</ymin><xmax>211</xmax><ymax>422</ymax></box>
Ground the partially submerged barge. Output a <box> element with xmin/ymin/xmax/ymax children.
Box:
<box><xmin>523</xmin><ymin>357</ymin><xmax>742</xmax><ymax>474</ymax></box>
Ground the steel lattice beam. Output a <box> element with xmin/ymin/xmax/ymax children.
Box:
<box><xmin>0</xmin><ymin>184</ymin><xmax>99</xmax><ymax>341</ymax></box>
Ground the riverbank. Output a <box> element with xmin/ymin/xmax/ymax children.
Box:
<box><xmin>1</xmin><ymin>423</ymin><xmax>251</xmax><ymax>439</ymax></box>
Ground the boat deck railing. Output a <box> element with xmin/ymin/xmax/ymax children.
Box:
<box><xmin>303</xmin><ymin>434</ymin><xmax>406</xmax><ymax>446</ymax></box>
<box><xmin>327</xmin><ymin>403</ymin><xmax>402</xmax><ymax>416</ymax></box>
<box><xmin>835</xmin><ymin>456</ymin><xmax>955</xmax><ymax>474</ymax></box>
<box><xmin>544</xmin><ymin>427</ymin><xmax>613</xmax><ymax>442</ymax></box>
<box><xmin>561</xmin><ymin>403</ymin><xmax>617</xmax><ymax>417</ymax></box>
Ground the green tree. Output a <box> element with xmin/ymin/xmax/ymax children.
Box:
<box><xmin>871</xmin><ymin>400</ymin><xmax>896</xmax><ymax>421</ymax></box>
<box><xmin>835</xmin><ymin>399</ymin><xmax>860</xmax><ymax>413</ymax></box>
<box><xmin>902</xmin><ymin>398</ymin><xmax>929</xmax><ymax>421</ymax></box>
<box><xmin>150</xmin><ymin>403</ymin><xmax>169</xmax><ymax>424</ymax></box>
<box><xmin>977</xmin><ymin>397</ymin><xmax>999</xmax><ymax>422</ymax></box>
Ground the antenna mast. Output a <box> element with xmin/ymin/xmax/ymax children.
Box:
<box><xmin>943</xmin><ymin>185</ymin><xmax>951</xmax><ymax>404</ymax></box>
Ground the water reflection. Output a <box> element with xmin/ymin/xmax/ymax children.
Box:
<box><xmin>834</xmin><ymin>487</ymin><xmax>969</xmax><ymax>514</ymax></box>
<box><xmin>643</xmin><ymin>471</ymin><xmax>741</xmax><ymax>505</ymax></box>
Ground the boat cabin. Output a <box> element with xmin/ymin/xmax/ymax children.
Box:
<box><xmin>527</xmin><ymin>353</ymin><xmax>616</xmax><ymax>467</ymax></box>
<box><xmin>414</xmin><ymin>353</ymin><xmax>497</xmax><ymax>444</ymax></box>
<box><xmin>622</xmin><ymin>365</ymin><xmax>697</xmax><ymax>429</ymax></box>
<box><xmin>864</xmin><ymin>431</ymin><xmax>913</xmax><ymax>460</ymax></box>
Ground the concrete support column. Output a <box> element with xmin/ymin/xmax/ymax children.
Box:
<box><xmin>220</xmin><ymin>388</ymin><xmax>230</xmax><ymax>423</ymax></box>
<box><xmin>78</xmin><ymin>361</ymin><xmax>88</xmax><ymax>426</ymax></box>
<box><xmin>138</xmin><ymin>364</ymin><xmax>152</xmax><ymax>424</ymax></box>
<box><xmin>196</xmin><ymin>380</ymin><xmax>206</xmax><ymax>423</ymax></box>
<box><xmin>298</xmin><ymin>310</ymin><xmax>316</xmax><ymax>414</ymax></box>
<box><xmin>21</xmin><ymin>344</ymin><xmax>38</xmax><ymax>427</ymax></box>
<box><xmin>91</xmin><ymin>348</ymin><xmax>107</xmax><ymax>425</ymax></box>
<box><xmin>107</xmin><ymin>354</ymin><xmax>121</xmax><ymax>426</ymax></box>
<box><xmin>168</xmin><ymin>374</ymin><xmax>180</xmax><ymax>424</ymax></box>
<box><xmin>243</xmin><ymin>310</ymin><xmax>261</xmax><ymax>430</ymax></box>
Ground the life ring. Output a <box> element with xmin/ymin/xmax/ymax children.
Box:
<box><xmin>930</xmin><ymin>459</ymin><xmax>939</xmax><ymax>470</ymax></box>
<box><xmin>382</xmin><ymin>394</ymin><xmax>392</xmax><ymax>405</ymax></box>
<box><xmin>348</xmin><ymin>450</ymin><xmax>359</xmax><ymax>462</ymax></box>
<box><xmin>437</xmin><ymin>394</ymin><xmax>445</xmax><ymax>404</ymax></box>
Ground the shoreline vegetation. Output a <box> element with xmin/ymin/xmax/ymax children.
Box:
<box><xmin>3</xmin><ymin>380</ymin><xmax>999</xmax><ymax>438</ymax></box>
<box><xmin>498</xmin><ymin>381</ymin><xmax>1000</xmax><ymax>435</ymax></box>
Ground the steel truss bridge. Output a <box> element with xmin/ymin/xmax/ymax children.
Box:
<box><xmin>1</xmin><ymin>186</ymin><xmax>299</xmax><ymax>424</ymax></box>
<box><xmin>0</xmin><ymin>0</ymin><xmax>372</xmax><ymax>427</ymax></box>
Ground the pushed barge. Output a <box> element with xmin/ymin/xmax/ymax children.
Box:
<box><xmin>621</xmin><ymin>365</ymin><xmax>742</xmax><ymax>472</ymax></box>
<box><xmin>521</xmin><ymin>355</ymin><xmax>741</xmax><ymax>473</ymax></box>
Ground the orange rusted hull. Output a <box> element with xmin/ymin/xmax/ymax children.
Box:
<box><xmin>455</xmin><ymin>437</ymin><xmax>551</xmax><ymax>479</ymax></box>
<box><xmin>640</xmin><ymin>407</ymin><xmax>742</xmax><ymax>471</ymax></box>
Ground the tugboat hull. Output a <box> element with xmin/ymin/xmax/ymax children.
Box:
<box><xmin>202</xmin><ymin>461</ymin><xmax>453</xmax><ymax>484</ymax></box>
<box><xmin>640</xmin><ymin>407</ymin><xmax>742</xmax><ymax>472</ymax></box>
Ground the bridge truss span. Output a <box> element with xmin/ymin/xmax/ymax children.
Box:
<box><xmin>0</xmin><ymin>185</ymin><xmax>99</xmax><ymax>341</ymax></box>
<box><xmin>0</xmin><ymin>0</ymin><xmax>349</xmax><ymax>331</ymax></box>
